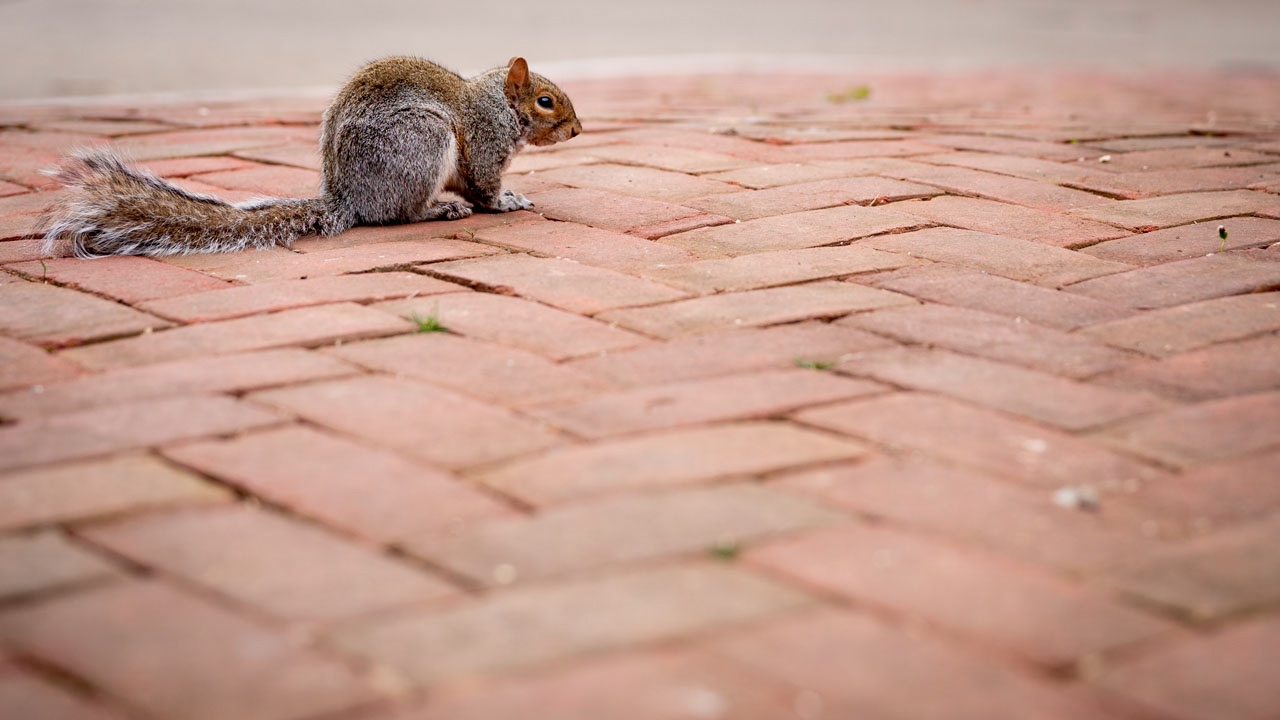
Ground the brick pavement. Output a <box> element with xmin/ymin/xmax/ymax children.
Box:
<box><xmin>1</xmin><ymin>71</ymin><xmax>1279</xmax><ymax>719</ymax></box>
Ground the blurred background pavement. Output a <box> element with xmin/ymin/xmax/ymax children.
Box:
<box><xmin>2</xmin><ymin>0</ymin><xmax>1279</xmax><ymax>101</ymax></box>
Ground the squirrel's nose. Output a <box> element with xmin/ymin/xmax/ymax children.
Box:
<box><xmin>570</xmin><ymin>126</ymin><xmax>580</xmax><ymax>138</ymax></box>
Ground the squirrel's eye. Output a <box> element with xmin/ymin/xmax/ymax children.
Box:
<box><xmin>537</xmin><ymin>96</ymin><xmax>554</xmax><ymax>109</ymax></box>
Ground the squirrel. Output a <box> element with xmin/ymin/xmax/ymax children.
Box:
<box><xmin>40</xmin><ymin>56</ymin><xmax>582</xmax><ymax>258</ymax></box>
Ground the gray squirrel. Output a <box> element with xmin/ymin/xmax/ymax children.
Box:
<box><xmin>41</xmin><ymin>56</ymin><xmax>582</xmax><ymax>257</ymax></box>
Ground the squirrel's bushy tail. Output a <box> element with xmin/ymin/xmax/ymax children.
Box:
<box><xmin>41</xmin><ymin>150</ymin><xmax>350</xmax><ymax>258</ymax></box>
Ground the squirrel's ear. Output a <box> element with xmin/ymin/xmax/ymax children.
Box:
<box><xmin>505</xmin><ymin>57</ymin><xmax>529</xmax><ymax>100</ymax></box>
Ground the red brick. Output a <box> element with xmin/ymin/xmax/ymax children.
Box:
<box><xmin>1066</xmin><ymin>250</ymin><xmax>1280</xmax><ymax>309</ymax></box>
<box><xmin>0</xmin><ymin>336</ymin><xmax>82</xmax><ymax>392</ymax></box>
<box><xmin>524</xmin><ymin>186</ymin><xmax>705</xmax><ymax>233</ymax></box>
<box><xmin>0</xmin><ymin>668</ymin><xmax>131</xmax><ymax>720</ymax></box>
<box><xmin>137</xmin><ymin>155</ymin><xmax>257</xmax><ymax>178</ymax></box>
<box><xmin>862</xmin><ymin>227</ymin><xmax>1131</xmax><ymax>286</ymax></box>
<box><xmin>538</xmin><ymin>163</ymin><xmax>740</xmax><ymax>202</ymax></box>
<box><xmin>477</xmin><ymin>421</ymin><xmax>868</xmax><ymax>505</ymax></box>
<box><xmin>164</xmin><ymin>425</ymin><xmax>513</xmax><ymax>544</ymax></box>
<box><xmin>1079</xmin><ymin>291</ymin><xmax>1280</xmax><ymax>356</ymax></box>
<box><xmin>776</xmin><ymin>139</ymin><xmax>949</xmax><ymax>162</ymax></box>
<box><xmin>325</xmin><ymin>332</ymin><xmax>611</xmax><ymax>408</ymax></box>
<box><xmin>1088</xmin><ymin>136</ymin><xmax>1238</xmax><ymax>153</ymax></box>
<box><xmin>683</xmin><ymin>177</ymin><xmax>939</xmax><ymax>221</ymax></box>
<box><xmin>1100</xmin><ymin>514</ymin><xmax>1280</xmax><ymax>620</ymax></box>
<box><xmin>331</xmin><ymin>563</ymin><xmax>809</xmax><ymax>684</ymax></box>
<box><xmin>374</xmin><ymin>293</ymin><xmax>646</xmax><ymax>360</ymax></box>
<box><xmin>1095</xmin><ymin>146</ymin><xmax>1277</xmax><ymax>173</ymax></box>
<box><xmin>0</xmin><ymin>531</ymin><xmax>119</xmax><ymax>599</ymax></box>
<box><xmin>749</xmin><ymin>523</ymin><xmax>1172</xmax><ymax>666</ymax></box>
<box><xmin>82</xmin><ymin>504</ymin><xmax>456</xmax><ymax>620</ymax></box>
<box><xmin>200</xmin><ymin>239</ymin><xmax>500</xmax><ymax>283</ymax></box>
<box><xmin>427</xmin><ymin>254</ymin><xmax>687</xmax><ymax>314</ymax></box>
<box><xmin>0</xmin><ymin>130</ymin><xmax>106</xmax><ymax>155</ymax></box>
<box><xmin>923</xmin><ymin>133</ymin><xmax>1102</xmax><ymax>161</ymax></box>
<box><xmin>139</xmin><ymin>271</ymin><xmax>465</xmax><ymax>322</ymax></box>
<box><xmin>191</xmin><ymin>164</ymin><xmax>321</xmax><ymax>199</ymax></box>
<box><xmin>0</xmin><ymin>394</ymin><xmax>283</xmax><ymax>473</ymax></box>
<box><xmin>1106</xmin><ymin>333</ymin><xmax>1280</xmax><ymax>400</ymax></box>
<box><xmin>659</xmin><ymin>204</ymin><xmax>925</xmax><ymax>259</ymax></box>
<box><xmin>0</xmin><ymin>238</ymin><xmax>43</xmax><ymax>261</ymax></box>
<box><xmin>35</xmin><ymin>120</ymin><xmax>171</xmax><ymax>137</ymax></box>
<box><xmin>6</xmin><ymin>255</ymin><xmax>230</xmax><ymax>303</ymax></box>
<box><xmin>157</xmin><ymin>245</ymin><xmax>296</xmax><ymax>273</ymax></box>
<box><xmin>736</xmin><ymin>127</ymin><xmax>911</xmax><ymax>144</ymax></box>
<box><xmin>627</xmin><ymin>212</ymin><xmax>734</xmax><ymax>240</ymax></box>
<box><xmin>505</xmin><ymin>148</ymin><xmax>600</xmax><ymax>173</ymax></box>
<box><xmin>535</xmin><ymin>369</ymin><xmax>884</xmax><ymax>439</ymax></box>
<box><xmin>864</xmin><ymin>263</ymin><xmax>1133</xmax><ymax>330</ymax></box>
<box><xmin>586</xmin><ymin>143</ymin><xmax>756</xmax><ymax>173</ymax></box>
<box><xmin>415</xmin><ymin>484</ymin><xmax>841</xmax><ymax>585</ymax></box>
<box><xmin>640</xmin><ymin>245</ymin><xmax>914</xmax><ymax>293</ymax></box>
<box><xmin>249</xmin><ymin>375</ymin><xmax>560</xmax><ymax>469</ymax></box>
<box><xmin>1095</xmin><ymin>614</ymin><xmax>1280</xmax><ymax>720</ymax></box>
<box><xmin>598</xmin><ymin>280</ymin><xmax>915</xmax><ymax>338</ymax></box>
<box><xmin>0</xmin><ymin>278</ymin><xmax>170</xmax><ymax>348</ymax></box>
<box><xmin>0</xmin><ymin>581</ymin><xmax>378</xmax><ymax>720</ymax></box>
<box><xmin>59</xmin><ymin>302</ymin><xmax>412</xmax><ymax>370</ymax></box>
<box><xmin>1071</xmin><ymin>190</ymin><xmax>1280</xmax><ymax>229</ymax></box>
<box><xmin>0</xmin><ymin>180</ymin><xmax>31</xmax><ymax>197</ymax></box>
<box><xmin>113</xmin><ymin>125</ymin><xmax>314</xmax><ymax>160</ymax></box>
<box><xmin>1068</xmin><ymin>164</ymin><xmax>1280</xmax><ymax>198</ymax></box>
<box><xmin>704</xmin><ymin>162</ymin><xmax>870</xmax><ymax>189</ymax></box>
<box><xmin>840</xmin><ymin>347</ymin><xmax>1168</xmax><ymax>430</ymax></box>
<box><xmin>1132</xmin><ymin>448</ymin><xmax>1280</xmax><ymax>528</ymax></box>
<box><xmin>709</xmin><ymin>609</ymin><xmax>1116</xmax><ymax>720</ymax></box>
<box><xmin>777</xmin><ymin>456</ymin><xmax>1167</xmax><ymax>572</ymax></box>
<box><xmin>798</xmin><ymin>392</ymin><xmax>1164</xmax><ymax>487</ymax></box>
<box><xmin>0</xmin><ymin>188</ymin><xmax>64</xmax><ymax>216</ymax></box>
<box><xmin>0</xmin><ymin>214</ymin><xmax>39</xmax><ymax>241</ymax></box>
<box><xmin>474</xmin><ymin>220</ymin><xmax>696</xmax><ymax>271</ymax></box>
<box><xmin>892</xmin><ymin>195</ymin><xmax>1126</xmax><ymax>248</ymax></box>
<box><xmin>842</xmin><ymin>304</ymin><xmax>1135</xmax><ymax>378</ymax></box>
<box><xmin>0</xmin><ymin>147</ymin><xmax>61</xmax><ymax>191</ymax></box>
<box><xmin>395</xmin><ymin>646</ymin><xmax>800</xmax><ymax>720</ymax></box>
<box><xmin>1095</xmin><ymin>391</ymin><xmax>1280</xmax><ymax>467</ymax></box>
<box><xmin>0</xmin><ymin>454</ymin><xmax>229</xmax><ymax>531</ymax></box>
<box><xmin>887</xmin><ymin>163</ymin><xmax>1112</xmax><ymax>211</ymax></box>
<box><xmin>570</xmin><ymin>321</ymin><xmax>895</xmax><ymax>386</ymax></box>
<box><xmin>914</xmin><ymin>150</ymin><xmax>1101</xmax><ymax>184</ymax></box>
<box><xmin>166</xmin><ymin>177</ymin><xmax>262</xmax><ymax>204</ymax></box>
<box><xmin>598</xmin><ymin>128</ymin><xmax>791</xmax><ymax>164</ymax></box>
<box><xmin>296</xmin><ymin>211</ymin><xmax>543</xmax><ymax>251</ymax></box>
<box><xmin>1082</xmin><ymin>217</ymin><xmax>1280</xmax><ymax>266</ymax></box>
<box><xmin>0</xmin><ymin>348</ymin><xmax>353</xmax><ymax>419</ymax></box>
<box><xmin>231</xmin><ymin>143</ymin><xmax>322</xmax><ymax>171</ymax></box>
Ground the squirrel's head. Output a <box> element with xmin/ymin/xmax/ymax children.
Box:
<box><xmin>504</xmin><ymin>57</ymin><xmax>582</xmax><ymax>147</ymax></box>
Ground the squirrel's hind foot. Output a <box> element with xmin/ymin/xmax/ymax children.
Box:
<box><xmin>416</xmin><ymin>200</ymin><xmax>473</xmax><ymax>222</ymax></box>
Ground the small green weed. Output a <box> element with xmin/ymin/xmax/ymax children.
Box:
<box><xmin>795</xmin><ymin>358</ymin><xmax>834</xmax><ymax>371</ymax></box>
<box><xmin>1218</xmin><ymin>225</ymin><xmax>1228</xmax><ymax>251</ymax></box>
<box><xmin>709</xmin><ymin>540</ymin><xmax>741</xmax><ymax>561</ymax></box>
<box><xmin>825</xmin><ymin>85</ymin><xmax>871</xmax><ymax>103</ymax></box>
<box><xmin>408</xmin><ymin>305</ymin><xmax>447</xmax><ymax>333</ymax></box>
<box><xmin>458</xmin><ymin>227</ymin><xmax>476</xmax><ymax>240</ymax></box>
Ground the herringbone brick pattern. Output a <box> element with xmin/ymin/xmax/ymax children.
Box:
<box><xmin>1</xmin><ymin>72</ymin><xmax>1278</xmax><ymax>719</ymax></box>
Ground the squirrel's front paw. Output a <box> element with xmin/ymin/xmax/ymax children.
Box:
<box><xmin>495</xmin><ymin>190</ymin><xmax>533</xmax><ymax>212</ymax></box>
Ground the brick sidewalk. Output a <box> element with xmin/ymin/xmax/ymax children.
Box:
<box><xmin>1</xmin><ymin>71</ymin><xmax>1279</xmax><ymax>720</ymax></box>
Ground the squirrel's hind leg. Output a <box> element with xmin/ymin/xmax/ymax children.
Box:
<box><xmin>326</xmin><ymin>110</ymin><xmax>458</xmax><ymax>225</ymax></box>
